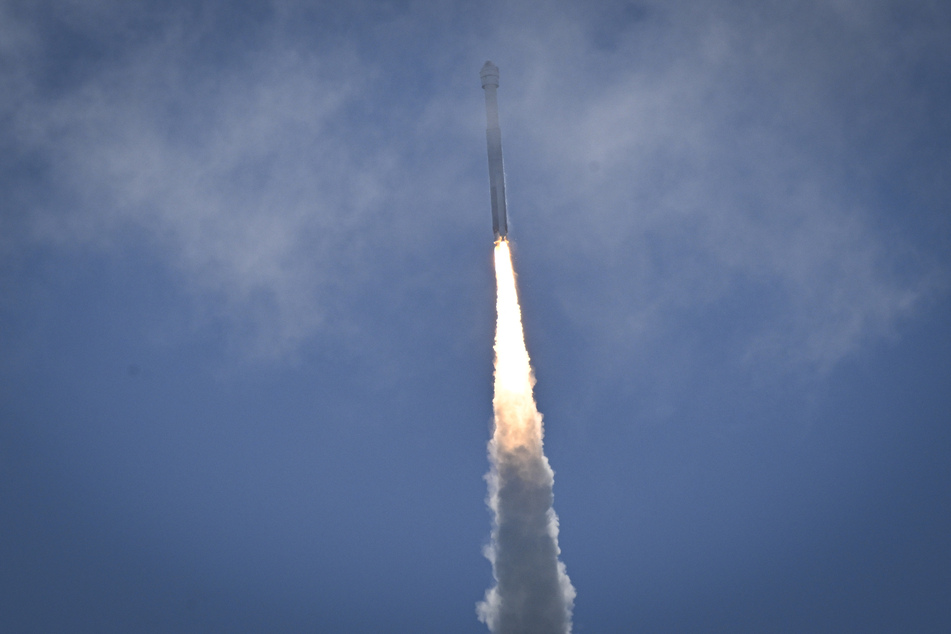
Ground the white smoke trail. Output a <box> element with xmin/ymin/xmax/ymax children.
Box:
<box><xmin>478</xmin><ymin>239</ymin><xmax>575</xmax><ymax>634</ymax></box>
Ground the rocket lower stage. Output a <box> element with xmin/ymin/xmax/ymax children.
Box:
<box><xmin>481</xmin><ymin>61</ymin><xmax>508</xmax><ymax>240</ymax></box>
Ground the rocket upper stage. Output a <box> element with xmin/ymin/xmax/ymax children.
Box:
<box><xmin>481</xmin><ymin>61</ymin><xmax>508</xmax><ymax>240</ymax></box>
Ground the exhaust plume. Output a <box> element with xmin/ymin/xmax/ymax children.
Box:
<box><xmin>478</xmin><ymin>239</ymin><xmax>575</xmax><ymax>633</ymax></box>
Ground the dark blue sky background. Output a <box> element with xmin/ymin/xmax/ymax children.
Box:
<box><xmin>2</xmin><ymin>1</ymin><xmax>950</xmax><ymax>631</ymax></box>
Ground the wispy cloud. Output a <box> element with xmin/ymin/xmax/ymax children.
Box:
<box><xmin>7</xmin><ymin>12</ymin><xmax>398</xmax><ymax>356</ymax></box>
<box><xmin>477</xmin><ymin>0</ymin><xmax>945</xmax><ymax>373</ymax></box>
<box><xmin>3</xmin><ymin>0</ymin><xmax>946</xmax><ymax>370</ymax></box>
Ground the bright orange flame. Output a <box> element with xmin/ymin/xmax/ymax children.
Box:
<box><xmin>492</xmin><ymin>239</ymin><xmax>543</xmax><ymax>452</ymax></box>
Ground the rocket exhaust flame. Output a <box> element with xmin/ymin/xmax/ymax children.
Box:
<box><xmin>478</xmin><ymin>239</ymin><xmax>575</xmax><ymax>633</ymax></box>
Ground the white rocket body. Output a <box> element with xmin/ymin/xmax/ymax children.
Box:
<box><xmin>480</xmin><ymin>61</ymin><xmax>508</xmax><ymax>239</ymax></box>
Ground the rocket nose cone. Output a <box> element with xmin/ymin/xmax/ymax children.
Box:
<box><xmin>480</xmin><ymin>61</ymin><xmax>499</xmax><ymax>88</ymax></box>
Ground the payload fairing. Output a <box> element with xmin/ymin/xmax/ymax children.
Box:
<box><xmin>480</xmin><ymin>61</ymin><xmax>508</xmax><ymax>240</ymax></box>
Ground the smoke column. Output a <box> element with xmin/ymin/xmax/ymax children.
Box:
<box><xmin>477</xmin><ymin>239</ymin><xmax>575</xmax><ymax>633</ymax></box>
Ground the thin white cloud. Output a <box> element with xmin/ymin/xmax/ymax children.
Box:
<box><xmin>9</xmin><ymin>19</ymin><xmax>398</xmax><ymax>357</ymax></box>
<box><xmin>472</xmin><ymin>0</ymin><xmax>944</xmax><ymax>373</ymax></box>
<box><xmin>4</xmin><ymin>0</ymin><xmax>946</xmax><ymax>372</ymax></box>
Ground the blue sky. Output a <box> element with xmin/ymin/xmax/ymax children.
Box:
<box><xmin>2</xmin><ymin>1</ymin><xmax>950</xmax><ymax>631</ymax></box>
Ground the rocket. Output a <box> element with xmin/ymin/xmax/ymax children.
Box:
<box><xmin>480</xmin><ymin>61</ymin><xmax>508</xmax><ymax>240</ymax></box>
